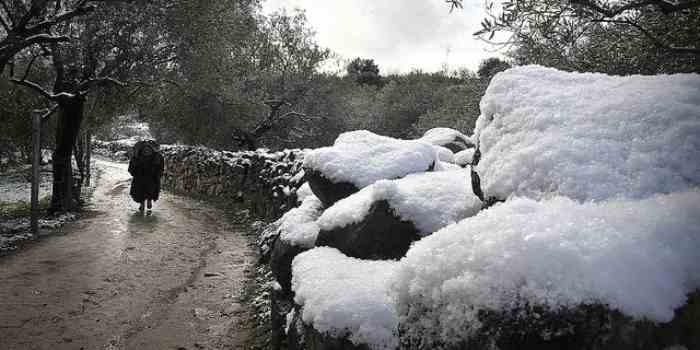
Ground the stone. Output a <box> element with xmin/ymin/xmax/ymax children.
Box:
<box><xmin>398</xmin><ymin>290</ymin><xmax>700</xmax><ymax>350</ymax></box>
<box><xmin>270</xmin><ymin>237</ymin><xmax>310</xmax><ymax>293</ymax></box>
<box><xmin>315</xmin><ymin>200</ymin><xmax>421</xmax><ymax>260</ymax></box>
<box><xmin>304</xmin><ymin>169</ymin><xmax>360</xmax><ymax>208</ymax></box>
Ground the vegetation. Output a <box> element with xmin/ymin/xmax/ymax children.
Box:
<box><xmin>3</xmin><ymin>0</ymin><xmax>695</xmax><ymax>213</ymax></box>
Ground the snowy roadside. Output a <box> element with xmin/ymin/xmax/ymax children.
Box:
<box><xmin>0</xmin><ymin>162</ymin><xmax>99</xmax><ymax>254</ymax></box>
<box><xmin>264</xmin><ymin>66</ymin><xmax>700</xmax><ymax>350</ymax></box>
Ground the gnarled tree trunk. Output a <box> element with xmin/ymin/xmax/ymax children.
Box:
<box><xmin>50</xmin><ymin>96</ymin><xmax>85</xmax><ymax>213</ymax></box>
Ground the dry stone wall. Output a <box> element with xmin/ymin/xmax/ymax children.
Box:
<box><xmin>158</xmin><ymin>145</ymin><xmax>306</xmax><ymax>219</ymax></box>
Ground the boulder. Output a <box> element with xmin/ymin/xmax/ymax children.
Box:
<box><xmin>303</xmin><ymin>130</ymin><xmax>438</xmax><ymax>206</ymax></box>
<box><xmin>271</xmin><ymin>284</ymin><xmax>296</xmax><ymax>350</ymax></box>
<box><xmin>315</xmin><ymin>200</ymin><xmax>420</xmax><ymax>260</ymax></box>
<box><xmin>399</xmin><ymin>291</ymin><xmax>700</xmax><ymax>350</ymax></box>
<box><xmin>305</xmin><ymin>169</ymin><xmax>360</xmax><ymax>208</ymax></box>
<box><xmin>270</xmin><ymin>237</ymin><xmax>310</xmax><ymax>293</ymax></box>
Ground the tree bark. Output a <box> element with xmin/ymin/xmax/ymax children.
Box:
<box><xmin>50</xmin><ymin>96</ymin><xmax>85</xmax><ymax>213</ymax></box>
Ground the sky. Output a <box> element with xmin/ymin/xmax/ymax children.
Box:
<box><xmin>261</xmin><ymin>0</ymin><xmax>499</xmax><ymax>74</ymax></box>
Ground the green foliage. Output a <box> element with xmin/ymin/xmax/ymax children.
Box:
<box><xmin>469</xmin><ymin>0</ymin><xmax>700</xmax><ymax>74</ymax></box>
<box><xmin>477</xmin><ymin>57</ymin><xmax>512</xmax><ymax>79</ymax></box>
<box><xmin>346</xmin><ymin>57</ymin><xmax>383</xmax><ymax>87</ymax></box>
<box><xmin>0</xmin><ymin>197</ymin><xmax>50</xmax><ymax>221</ymax></box>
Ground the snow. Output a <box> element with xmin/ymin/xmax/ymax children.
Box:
<box><xmin>433</xmin><ymin>145</ymin><xmax>455</xmax><ymax>163</ymax></box>
<box><xmin>292</xmin><ymin>247</ymin><xmax>399</xmax><ymax>350</ymax></box>
<box><xmin>475</xmin><ymin>66</ymin><xmax>700</xmax><ymax>201</ymax></box>
<box><xmin>278</xmin><ymin>194</ymin><xmax>324</xmax><ymax>248</ymax></box>
<box><xmin>317</xmin><ymin>170</ymin><xmax>482</xmax><ymax>235</ymax></box>
<box><xmin>0</xmin><ymin>166</ymin><xmax>52</xmax><ymax>202</ymax></box>
<box><xmin>435</xmin><ymin>161</ymin><xmax>461</xmax><ymax>171</ymax></box>
<box><xmin>420</xmin><ymin>127</ymin><xmax>473</xmax><ymax>148</ymax></box>
<box><xmin>284</xmin><ymin>67</ymin><xmax>700</xmax><ymax>348</ymax></box>
<box><xmin>303</xmin><ymin>130</ymin><xmax>437</xmax><ymax>188</ymax></box>
<box><xmin>393</xmin><ymin>190</ymin><xmax>700</xmax><ymax>346</ymax></box>
<box><xmin>454</xmin><ymin>148</ymin><xmax>475</xmax><ymax>166</ymax></box>
<box><xmin>295</xmin><ymin>182</ymin><xmax>314</xmax><ymax>203</ymax></box>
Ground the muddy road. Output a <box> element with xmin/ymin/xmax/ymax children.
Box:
<box><xmin>0</xmin><ymin>159</ymin><xmax>259</xmax><ymax>350</ymax></box>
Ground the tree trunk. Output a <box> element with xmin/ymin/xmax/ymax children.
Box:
<box><xmin>50</xmin><ymin>96</ymin><xmax>85</xmax><ymax>213</ymax></box>
<box><xmin>85</xmin><ymin>130</ymin><xmax>92</xmax><ymax>186</ymax></box>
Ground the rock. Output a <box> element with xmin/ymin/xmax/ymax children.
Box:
<box><xmin>271</xmin><ymin>285</ymin><xmax>296</xmax><ymax>350</ymax></box>
<box><xmin>303</xmin><ymin>131</ymin><xmax>439</xmax><ymax>206</ymax></box>
<box><xmin>285</xmin><ymin>306</ymin><xmax>375</xmax><ymax>350</ymax></box>
<box><xmin>398</xmin><ymin>291</ymin><xmax>700</xmax><ymax>350</ymax></box>
<box><xmin>270</xmin><ymin>237</ymin><xmax>310</xmax><ymax>293</ymax></box>
<box><xmin>303</xmin><ymin>323</ymin><xmax>373</xmax><ymax>350</ymax></box>
<box><xmin>315</xmin><ymin>200</ymin><xmax>421</xmax><ymax>260</ymax></box>
<box><xmin>304</xmin><ymin>169</ymin><xmax>360</xmax><ymax>208</ymax></box>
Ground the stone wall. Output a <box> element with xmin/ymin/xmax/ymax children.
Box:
<box><xmin>159</xmin><ymin>145</ymin><xmax>306</xmax><ymax>219</ymax></box>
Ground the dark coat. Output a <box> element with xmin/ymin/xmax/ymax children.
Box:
<box><xmin>129</xmin><ymin>151</ymin><xmax>165</xmax><ymax>202</ymax></box>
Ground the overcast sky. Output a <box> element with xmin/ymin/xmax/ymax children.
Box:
<box><xmin>262</xmin><ymin>0</ymin><xmax>498</xmax><ymax>74</ymax></box>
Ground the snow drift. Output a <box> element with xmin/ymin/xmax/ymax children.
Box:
<box><xmin>303</xmin><ymin>130</ymin><xmax>438</xmax><ymax>189</ymax></box>
<box><xmin>475</xmin><ymin>65</ymin><xmax>700</xmax><ymax>201</ymax></box>
<box><xmin>393</xmin><ymin>191</ymin><xmax>700</xmax><ymax>347</ymax></box>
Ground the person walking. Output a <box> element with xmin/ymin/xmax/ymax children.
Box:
<box><xmin>128</xmin><ymin>141</ymin><xmax>164</xmax><ymax>214</ymax></box>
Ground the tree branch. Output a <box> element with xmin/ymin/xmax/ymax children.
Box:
<box><xmin>34</xmin><ymin>104</ymin><xmax>59</xmax><ymax>120</ymax></box>
<box><xmin>78</xmin><ymin>76</ymin><xmax>127</xmax><ymax>92</ymax></box>
<box><xmin>595</xmin><ymin>18</ymin><xmax>700</xmax><ymax>55</ymax></box>
<box><xmin>10</xmin><ymin>77</ymin><xmax>56</xmax><ymax>100</ymax></box>
<box><xmin>26</xmin><ymin>0</ymin><xmax>95</xmax><ymax>32</ymax></box>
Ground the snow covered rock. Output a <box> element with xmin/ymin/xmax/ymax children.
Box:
<box><xmin>303</xmin><ymin>169</ymin><xmax>360</xmax><ymax>208</ymax></box>
<box><xmin>454</xmin><ymin>148</ymin><xmax>476</xmax><ymax>167</ymax></box>
<box><xmin>303</xmin><ymin>130</ymin><xmax>438</xmax><ymax>206</ymax></box>
<box><xmin>269</xmin><ymin>195</ymin><xmax>324</xmax><ymax>293</ymax></box>
<box><xmin>393</xmin><ymin>190</ymin><xmax>700</xmax><ymax>349</ymax></box>
<box><xmin>292</xmin><ymin>247</ymin><xmax>400</xmax><ymax>350</ymax></box>
<box><xmin>419</xmin><ymin>127</ymin><xmax>474</xmax><ymax>153</ymax></box>
<box><xmin>433</xmin><ymin>145</ymin><xmax>455</xmax><ymax>163</ymax></box>
<box><xmin>315</xmin><ymin>170</ymin><xmax>482</xmax><ymax>260</ymax></box>
<box><xmin>474</xmin><ymin>66</ymin><xmax>700</xmax><ymax>201</ymax></box>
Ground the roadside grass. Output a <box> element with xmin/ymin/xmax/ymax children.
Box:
<box><xmin>0</xmin><ymin>197</ymin><xmax>50</xmax><ymax>221</ymax></box>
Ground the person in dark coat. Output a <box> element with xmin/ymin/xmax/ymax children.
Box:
<box><xmin>128</xmin><ymin>141</ymin><xmax>165</xmax><ymax>213</ymax></box>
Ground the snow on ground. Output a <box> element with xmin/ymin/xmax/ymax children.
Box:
<box><xmin>0</xmin><ymin>167</ymin><xmax>52</xmax><ymax>202</ymax></box>
<box><xmin>292</xmin><ymin>247</ymin><xmax>399</xmax><ymax>350</ymax></box>
<box><xmin>0</xmin><ymin>213</ymin><xmax>77</xmax><ymax>253</ymax></box>
<box><xmin>393</xmin><ymin>190</ymin><xmax>700</xmax><ymax>345</ymax></box>
<box><xmin>475</xmin><ymin>65</ymin><xmax>700</xmax><ymax>201</ymax></box>
<box><xmin>317</xmin><ymin>170</ymin><xmax>482</xmax><ymax>235</ymax></box>
<box><xmin>304</xmin><ymin>130</ymin><xmax>437</xmax><ymax>188</ymax></box>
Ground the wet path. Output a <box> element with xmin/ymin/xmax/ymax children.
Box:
<box><xmin>0</xmin><ymin>158</ymin><xmax>258</xmax><ymax>350</ymax></box>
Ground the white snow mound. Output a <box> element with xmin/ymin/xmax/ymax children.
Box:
<box><xmin>433</xmin><ymin>145</ymin><xmax>455</xmax><ymax>163</ymax></box>
<box><xmin>292</xmin><ymin>247</ymin><xmax>399</xmax><ymax>350</ymax></box>
<box><xmin>296</xmin><ymin>182</ymin><xmax>314</xmax><ymax>203</ymax></box>
<box><xmin>420</xmin><ymin>127</ymin><xmax>473</xmax><ymax>148</ymax></box>
<box><xmin>278</xmin><ymin>194</ymin><xmax>324</xmax><ymax>248</ymax></box>
<box><xmin>393</xmin><ymin>190</ymin><xmax>700</xmax><ymax>346</ymax></box>
<box><xmin>317</xmin><ymin>170</ymin><xmax>482</xmax><ymax>235</ymax></box>
<box><xmin>454</xmin><ymin>148</ymin><xmax>476</xmax><ymax>166</ymax></box>
<box><xmin>475</xmin><ymin>65</ymin><xmax>700</xmax><ymax>201</ymax></box>
<box><xmin>303</xmin><ymin>130</ymin><xmax>437</xmax><ymax>188</ymax></box>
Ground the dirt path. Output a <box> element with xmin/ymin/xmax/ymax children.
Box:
<box><xmin>0</xmin><ymin>158</ymin><xmax>259</xmax><ymax>350</ymax></box>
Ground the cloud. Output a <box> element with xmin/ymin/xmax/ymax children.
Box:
<box><xmin>262</xmin><ymin>0</ymin><xmax>499</xmax><ymax>73</ymax></box>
